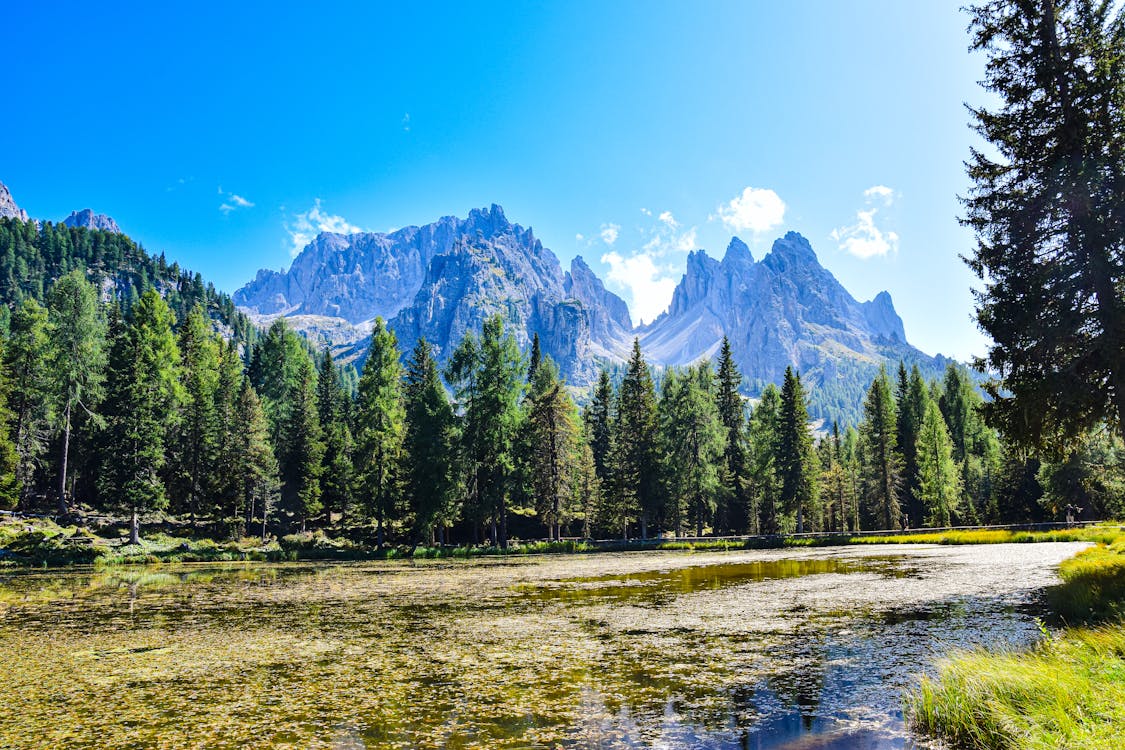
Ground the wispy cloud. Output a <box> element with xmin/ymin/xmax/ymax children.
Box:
<box><xmin>285</xmin><ymin>199</ymin><xmax>363</xmax><ymax>256</ymax></box>
<box><xmin>601</xmin><ymin>250</ymin><xmax>679</xmax><ymax>326</ymax></box>
<box><xmin>218</xmin><ymin>186</ymin><xmax>254</xmax><ymax>214</ymax></box>
<box><xmin>831</xmin><ymin>186</ymin><xmax>899</xmax><ymax>259</ymax></box>
<box><xmin>714</xmin><ymin>186</ymin><xmax>786</xmax><ymax>233</ymax></box>
<box><xmin>600</xmin><ymin>223</ymin><xmax>620</xmax><ymax>245</ymax></box>
<box><xmin>402</xmin><ymin>113</ymin><xmax>411</xmax><ymax>132</ymax></box>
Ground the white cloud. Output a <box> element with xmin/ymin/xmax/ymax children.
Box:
<box><xmin>402</xmin><ymin>113</ymin><xmax>411</xmax><ymax>132</ymax></box>
<box><xmin>218</xmin><ymin>187</ymin><xmax>254</xmax><ymax>214</ymax></box>
<box><xmin>640</xmin><ymin>207</ymin><xmax>652</xmax><ymax>216</ymax></box>
<box><xmin>831</xmin><ymin>186</ymin><xmax>899</xmax><ymax>259</ymax></box>
<box><xmin>600</xmin><ymin>223</ymin><xmax>620</xmax><ymax>246</ymax></box>
<box><xmin>286</xmin><ymin>199</ymin><xmax>363</xmax><ymax>256</ymax></box>
<box><xmin>575</xmin><ymin>233</ymin><xmax>585</xmax><ymax>242</ymax></box>
<box><xmin>715</xmin><ymin>186</ymin><xmax>786</xmax><ymax>233</ymax></box>
<box><xmin>658</xmin><ymin>210</ymin><xmax>678</xmax><ymax>228</ymax></box>
<box><xmin>601</xmin><ymin>251</ymin><xmax>678</xmax><ymax>325</ymax></box>
<box><xmin>864</xmin><ymin>185</ymin><xmax>894</xmax><ymax>203</ymax></box>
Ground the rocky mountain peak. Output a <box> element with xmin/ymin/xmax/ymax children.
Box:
<box><xmin>0</xmin><ymin>180</ymin><xmax>29</xmax><ymax>222</ymax></box>
<box><xmin>723</xmin><ymin>236</ymin><xmax>754</xmax><ymax>266</ymax></box>
<box><xmin>861</xmin><ymin>290</ymin><xmax>907</xmax><ymax>343</ymax></box>
<box><xmin>63</xmin><ymin>209</ymin><xmax>122</xmax><ymax>234</ymax></box>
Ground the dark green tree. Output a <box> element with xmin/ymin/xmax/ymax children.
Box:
<box><xmin>46</xmin><ymin>270</ymin><xmax>106</xmax><ymax>515</ymax></box>
<box><xmin>964</xmin><ymin>0</ymin><xmax>1125</xmax><ymax>448</ymax></box>
<box><xmin>5</xmin><ymin>298</ymin><xmax>51</xmax><ymax>508</ymax></box>
<box><xmin>609</xmin><ymin>338</ymin><xmax>659</xmax><ymax>539</ymax></box>
<box><xmin>748</xmin><ymin>384</ymin><xmax>782</xmax><ymax>534</ymax></box>
<box><xmin>859</xmin><ymin>367</ymin><xmax>902</xmax><ymax>530</ymax></box>
<box><xmin>403</xmin><ymin>338</ymin><xmax>459</xmax><ymax>544</ymax></box>
<box><xmin>659</xmin><ymin>364</ymin><xmax>726</xmax><ymax>537</ymax></box>
<box><xmin>171</xmin><ymin>305</ymin><xmax>220</xmax><ymax>526</ymax></box>
<box><xmin>715</xmin><ymin>337</ymin><xmax>750</xmax><ymax>533</ymax></box>
<box><xmin>354</xmin><ymin>318</ymin><xmax>405</xmax><ymax>546</ymax></box>
<box><xmin>777</xmin><ymin>367</ymin><xmax>819</xmax><ymax>533</ymax></box>
<box><xmin>99</xmin><ymin>290</ymin><xmax>182</xmax><ymax>543</ymax></box>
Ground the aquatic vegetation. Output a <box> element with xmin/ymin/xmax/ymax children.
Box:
<box><xmin>0</xmin><ymin>544</ymin><xmax>1082</xmax><ymax>749</ymax></box>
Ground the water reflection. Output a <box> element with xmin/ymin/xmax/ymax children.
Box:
<box><xmin>0</xmin><ymin>545</ymin><xmax>1083</xmax><ymax>748</ymax></box>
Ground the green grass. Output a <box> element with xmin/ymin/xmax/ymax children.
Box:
<box><xmin>908</xmin><ymin>524</ymin><xmax>1125</xmax><ymax>749</ymax></box>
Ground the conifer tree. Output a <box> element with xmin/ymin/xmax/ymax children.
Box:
<box><xmin>916</xmin><ymin>399</ymin><xmax>961</xmax><ymax>527</ymax></box>
<box><xmin>748</xmin><ymin>384</ymin><xmax>782</xmax><ymax>533</ymax></box>
<box><xmin>585</xmin><ymin>369</ymin><xmax>614</xmax><ymax>482</ymax></box>
<box><xmin>0</xmin><ymin>340</ymin><xmax>21</xmax><ymax>509</ymax></box>
<box><xmin>213</xmin><ymin>340</ymin><xmax>247</xmax><ymax>532</ymax></box>
<box><xmin>525</xmin><ymin>357</ymin><xmax>581</xmax><ymax>540</ymax></box>
<box><xmin>715</xmin><ymin>336</ymin><xmax>750</xmax><ymax>533</ymax></box>
<box><xmin>5</xmin><ymin>298</ymin><xmax>51</xmax><ymax>508</ymax></box>
<box><xmin>572</xmin><ymin>421</ymin><xmax>601</xmax><ymax>539</ymax></box>
<box><xmin>235</xmin><ymin>378</ymin><xmax>280</xmax><ymax>541</ymax></box>
<box><xmin>660</xmin><ymin>364</ymin><xmax>726</xmax><ymax>537</ymax></box>
<box><xmin>964</xmin><ymin>0</ymin><xmax>1125</xmax><ymax>448</ymax></box>
<box><xmin>777</xmin><ymin>367</ymin><xmax>818</xmax><ymax>533</ymax></box>
<box><xmin>46</xmin><ymin>270</ymin><xmax>105</xmax><ymax>514</ymax></box>
<box><xmin>403</xmin><ymin>338</ymin><xmax>459</xmax><ymax>544</ymax></box>
<box><xmin>317</xmin><ymin>349</ymin><xmax>353</xmax><ymax>522</ymax></box>
<box><xmin>820</xmin><ymin>422</ymin><xmax>849</xmax><ymax>533</ymax></box>
<box><xmin>172</xmin><ymin>305</ymin><xmax>220</xmax><ymax>526</ymax></box>
<box><xmin>282</xmin><ymin>355</ymin><xmax>324</xmax><ymax>532</ymax></box>
<box><xmin>895</xmin><ymin>364</ymin><xmax>928</xmax><ymax>525</ymax></box>
<box><xmin>527</xmin><ymin>332</ymin><xmax>542</xmax><ymax>380</ymax></box>
<box><xmin>859</xmin><ymin>367</ymin><xmax>902</xmax><ymax>530</ymax></box>
<box><xmin>609</xmin><ymin>338</ymin><xmax>659</xmax><ymax>539</ymax></box>
<box><xmin>354</xmin><ymin>318</ymin><xmax>405</xmax><ymax>546</ymax></box>
<box><xmin>99</xmin><ymin>290</ymin><xmax>182</xmax><ymax>543</ymax></box>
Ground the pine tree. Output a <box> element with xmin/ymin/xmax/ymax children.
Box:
<box><xmin>525</xmin><ymin>357</ymin><xmax>581</xmax><ymax>540</ymax></box>
<box><xmin>585</xmin><ymin>368</ymin><xmax>614</xmax><ymax>483</ymax></box>
<box><xmin>282</xmin><ymin>355</ymin><xmax>324</xmax><ymax>532</ymax></box>
<box><xmin>916</xmin><ymin>399</ymin><xmax>961</xmax><ymax>527</ymax></box>
<box><xmin>777</xmin><ymin>367</ymin><xmax>819</xmax><ymax>533</ymax></box>
<box><xmin>0</xmin><ymin>340</ymin><xmax>21</xmax><ymax>509</ymax></box>
<box><xmin>317</xmin><ymin>349</ymin><xmax>353</xmax><ymax>522</ymax></box>
<box><xmin>46</xmin><ymin>270</ymin><xmax>106</xmax><ymax>515</ymax></box>
<box><xmin>171</xmin><ymin>305</ymin><xmax>220</xmax><ymax>527</ymax></box>
<box><xmin>527</xmin><ymin>332</ymin><xmax>542</xmax><ymax>381</ymax></box>
<box><xmin>859</xmin><ymin>367</ymin><xmax>902</xmax><ymax>530</ymax></box>
<box><xmin>354</xmin><ymin>318</ymin><xmax>405</xmax><ymax>546</ymax></box>
<box><xmin>234</xmin><ymin>378</ymin><xmax>280</xmax><ymax>541</ymax></box>
<box><xmin>748</xmin><ymin>384</ymin><xmax>782</xmax><ymax>534</ymax></box>
<box><xmin>609</xmin><ymin>338</ymin><xmax>659</xmax><ymax>539</ymax></box>
<box><xmin>660</xmin><ymin>364</ymin><xmax>726</xmax><ymax>537</ymax></box>
<box><xmin>5</xmin><ymin>298</ymin><xmax>51</xmax><ymax>508</ymax></box>
<box><xmin>715</xmin><ymin>337</ymin><xmax>750</xmax><ymax>533</ymax></box>
<box><xmin>820</xmin><ymin>422</ymin><xmax>849</xmax><ymax>533</ymax></box>
<box><xmin>964</xmin><ymin>0</ymin><xmax>1125</xmax><ymax>447</ymax></box>
<box><xmin>99</xmin><ymin>290</ymin><xmax>182</xmax><ymax>543</ymax></box>
<box><xmin>572</xmin><ymin>421</ymin><xmax>601</xmax><ymax>539</ymax></box>
<box><xmin>403</xmin><ymin>338</ymin><xmax>459</xmax><ymax>544</ymax></box>
<box><xmin>213</xmin><ymin>340</ymin><xmax>247</xmax><ymax>533</ymax></box>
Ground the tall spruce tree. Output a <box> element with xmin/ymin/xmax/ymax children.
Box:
<box><xmin>895</xmin><ymin>362</ymin><xmax>927</xmax><ymax>525</ymax></box>
<box><xmin>0</xmin><ymin>340</ymin><xmax>20</xmax><ymax>509</ymax></box>
<box><xmin>748</xmin><ymin>384</ymin><xmax>782</xmax><ymax>534</ymax></box>
<box><xmin>46</xmin><ymin>270</ymin><xmax>105</xmax><ymax>515</ymax></box>
<box><xmin>282</xmin><ymin>355</ymin><xmax>324</xmax><ymax>532</ymax></box>
<box><xmin>916</xmin><ymin>399</ymin><xmax>961</xmax><ymax>527</ymax></box>
<box><xmin>660</xmin><ymin>364</ymin><xmax>726</xmax><ymax>537</ymax></box>
<box><xmin>964</xmin><ymin>0</ymin><xmax>1125</xmax><ymax>447</ymax></box>
<box><xmin>5</xmin><ymin>298</ymin><xmax>52</xmax><ymax>508</ymax></box>
<box><xmin>525</xmin><ymin>357</ymin><xmax>581</xmax><ymax>540</ymax></box>
<box><xmin>859</xmin><ymin>367</ymin><xmax>903</xmax><ymax>530</ymax></box>
<box><xmin>99</xmin><ymin>290</ymin><xmax>182</xmax><ymax>543</ymax></box>
<box><xmin>235</xmin><ymin>378</ymin><xmax>280</xmax><ymax>541</ymax></box>
<box><xmin>585</xmin><ymin>369</ymin><xmax>614</xmax><ymax>483</ymax></box>
<box><xmin>354</xmin><ymin>318</ymin><xmax>405</xmax><ymax>546</ymax></box>
<box><xmin>172</xmin><ymin>305</ymin><xmax>220</xmax><ymax>527</ymax></box>
<box><xmin>609</xmin><ymin>339</ymin><xmax>659</xmax><ymax>539</ymax></box>
<box><xmin>317</xmin><ymin>349</ymin><xmax>354</xmax><ymax>522</ymax></box>
<box><xmin>715</xmin><ymin>337</ymin><xmax>750</xmax><ymax>533</ymax></box>
<box><xmin>776</xmin><ymin>367</ymin><xmax>818</xmax><ymax>533</ymax></box>
<box><xmin>402</xmin><ymin>338</ymin><xmax>459</xmax><ymax>544</ymax></box>
<box><xmin>213</xmin><ymin>340</ymin><xmax>247</xmax><ymax>532</ymax></box>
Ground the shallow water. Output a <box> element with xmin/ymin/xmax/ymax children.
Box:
<box><xmin>0</xmin><ymin>542</ymin><xmax>1086</xmax><ymax>749</ymax></box>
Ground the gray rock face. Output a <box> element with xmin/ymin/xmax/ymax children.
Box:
<box><xmin>0</xmin><ymin>181</ymin><xmax>29</xmax><ymax>222</ymax></box>
<box><xmin>62</xmin><ymin>209</ymin><xmax>122</xmax><ymax>234</ymax></box>
<box><xmin>237</xmin><ymin>205</ymin><xmax>632</xmax><ymax>385</ymax></box>
<box><xmin>641</xmin><ymin>231</ymin><xmax>937</xmax><ymax>419</ymax></box>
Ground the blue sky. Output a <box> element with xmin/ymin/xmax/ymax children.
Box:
<box><xmin>6</xmin><ymin>1</ymin><xmax>989</xmax><ymax>360</ymax></box>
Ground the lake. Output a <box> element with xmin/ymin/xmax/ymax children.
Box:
<box><xmin>0</xmin><ymin>542</ymin><xmax>1086</xmax><ymax>749</ymax></box>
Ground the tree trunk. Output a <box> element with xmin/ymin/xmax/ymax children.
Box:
<box><xmin>57</xmin><ymin>401</ymin><xmax>71</xmax><ymax>517</ymax></box>
<box><xmin>129</xmin><ymin>507</ymin><xmax>140</xmax><ymax>545</ymax></box>
<box><xmin>261</xmin><ymin>505</ymin><xmax>268</xmax><ymax>543</ymax></box>
<box><xmin>377</xmin><ymin>516</ymin><xmax>385</xmax><ymax>549</ymax></box>
<box><xmin>640</xmin><ymin>512</ymin><xmax>648</xmax><ymax>540</ymax></box>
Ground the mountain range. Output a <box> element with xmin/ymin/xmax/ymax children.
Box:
<box><xmin>0</xmin><ymin>179</ymin><xmax>951</xmax><ymax>423</ymax></box>
<box><xmin>235</xmin><ymin>204</ymin><xmax>950</xmax><ymax>422</ymax></box>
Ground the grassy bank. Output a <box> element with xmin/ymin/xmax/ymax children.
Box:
<box><xmin>3</xmin><ymin>516</ymin><xmax>1120</xmax><ymax>569</ymax></box>
<box><xmin>908</xmin><ymin>527</ymin><xmax>1125</xmax><ymax>749</ymax></box>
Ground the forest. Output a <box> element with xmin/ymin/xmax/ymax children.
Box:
<box><xmin>1</xmin><ymin>216</ymin><xmax>1120</xmax><ymax>548</ymax></box>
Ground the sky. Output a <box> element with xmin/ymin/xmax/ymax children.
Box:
<box><xmin>5</xmin><ymin>1</ymin><xmax>991</xmax><ymax>360</ymax></box>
